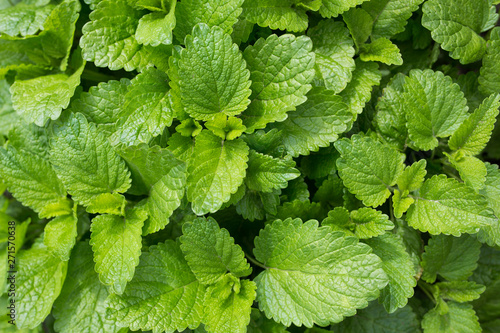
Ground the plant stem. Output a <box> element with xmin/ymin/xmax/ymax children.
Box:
<box><xmin>244</xmin><ymin>251</ymin><xmax>267</xmax><ymax>270</ymax></box>
<box><xmin>418</xmin><ymin>280</ymin><xmax>436</xmax><ymax>303</ymax></box>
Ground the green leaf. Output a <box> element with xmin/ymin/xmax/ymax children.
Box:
<box><xmin>0</xmin><ymin>80</ymin><xmax>17</xmax><ymax>136</ymax></box>
<box><xmin>406</xmin><ymin>175</ymin><xmax>498</xmax><ymax>236</ymax></box>
<box><xmin>16</xmin><ymin>246</ymin><xmax>68</xmax><ymax>329</ymax></box>
<box><xmin>422</xmin><ymin>301</ymin><xmax>481</xmax><ymax>333</ymax></box>
<box><xmin>176</xmin><ymin>23</ymin><xmax>251</xmax><ymax>121</ymax></box>
<box><xmin>107</xmin><ymin>241</ymin><xmax>206</xmax><ymax>332</ymax></box>
<box><xmin>44</xmin><ymin>212</ymin><xmax>78</xmax><ymax>261</ymax></box>
<box><xmin>245</xmin><ymin>150</ymin><xmax>299</xmax><ymax>193</ymax></box>
<box><xmin>176</xmin><ymin>118</ymin><xmax>203</xmax><ymax>138</ymax></box>
<box><xmin>360</xmin><ymin>38</ymin><xmax>403</xmax><ymax>65</ymax></box>
<box><xmin>362</xmin><ymin>0</ymin><xmax>425</xmax><ymax>39</ymax></box>
<box><xmin>422</xmin><ymin>0</ymin><xmax>490</xmax><ymax>64</ymax></box>
<box><xmin>235</xmin><ymin>188</ymin><xmax>280</xmax><ymax>221</ymax></box>
<box><xmin>0</xmin><ymin>146</ymin><xmax>70</xmax><ymax>218</ymax></box>
<box><xmin>342</xmin><ymin>7</ymin><xmax>373</xmax><ymax>48</ymax></box>
<box><xmin>448</xmin><ymin>93</ymin><xmax>500</xmax><ymax>155</ymax></box>
<box><xmin>0</xmin><ymin>2</ymin><xmax>55</xmax><ymax>37</ymax></box>
<box><xmin>270</xmin><ymin>87</ymin><xmax>351</xmax><ymax>157</ymax></box>
<box><xmin>50</xmin><ymin>113</ymin><xmax>131</xmax><ymax>207</ymax></box>
<box><xmin>85</xmin><ymin>192</ymin><xmax>126</xmax><ymax>215</ymax></box>
<box><xmin>319</xmin><ymin>0</ymin><xmax>368</xmax><ymax>18</ymax></box>
<box><xmin>397</xmin><ymin>160</ymin><xmax>427</xmax><ymax>193</ymax></box>
<box><xmin>175</xmin><ymin>0</ymin><xmax>243</xmax><ymax>42</ymax></box>
<box><xmin>70</xmin><ymin>78</ymin><xmax>131</xmax><ymax>135</ymax></box>
<box><xmin>242</xmin><ymin>0</ymin><xmax>309</xmax><ymax>32</ymax></box>
<box><xmin>180</xmin><ymin>217</ymin><xmax>252</xmax><ymax>285</ymax></box>
<box><xmin>364</xmin><ymin>234</ymin><xmax>416</xmax><ymax>313</ymax></box>
<box><xmin>205</xmin><ymin>114</ymin><xmax>247</xmax><ymax>140</ymax></box>
<box><xmin>447</xmin><ymin>153</ymin><xmax>487</xmax><ymax>191</ymax></box>
<box><xmin>479</xmin><ymin>27</ymin><xmax>500</xmax><ymax>95</ymax></box>
<box><xmin>10</xmin><ymin>50</ymin><xmax>85</xmax><ymax>126</ymax></box>
<box><xmin>90</xmin><ymin>208</ymin><xmax>147</xmax><ymax>294</ymax></box>
<box><xmin>339</xmin><ymin>58</ymin><xmax>381</xmax><ymax>115</ymax></box>
<box><xmin>335</xmin><ymin>134</ymin><xmax>406</xmax><ymax>207</ymax></box>
<box><xmin>436</xmin><ymin>281</ymin><xmax>486</xmax><ymax>302</ymax></box>
<box><xmin>135</xmin><ymin>0</ymin><xmax>176</xmax><ymax>46</ymax></box>
<box><xmin>53</xmin><ymin>242</ymin><xmax>121</xmax><ymax>333</ymax></box>
<box><xmin>112</xmin><ymin>67</ymin><xmax>174</xmax><ymax>145</ymax></box>
<box><xmin>307</xmin><ymin>20</ymin><xmax>355</xmax><ymax>94</ymax></box>
<box><xmin>333</xmin><ymin>303</ymin><xmax>420</xmax><ymax>333</ymax></box>
<box><xmin>403</xmin><ymin>69</ymin><xmax>469</xmax><ymax>150</ymax></box>
<box><xmin>421</xmin><ymin>234</ymin><xmax>481</xmax><ymax>283</ymax></box>
<box><xmin>241</xmin><ymin>33</ymin><xmax>315</xmax><ymax>132</ymax></box>
<box><xmin>481</xmin><ymin>162</ymin><xmax>500</xmax><ymax>217</ymax></box>
<box><xmin>253</xmin><ymin>218</ymin><xmax>388</xmax><ymax>327</ymax></box>
<box><xmin>247</xmin><ymin>308</ymin><xmax>289</xmax><ymax>333</ymax></box>
<box><xmin>167</xmin><ymin>132</ymin><xmax>195</xmax><ymax>161</ymax></box>
<box><xmin>203</xmin><ymin>276</ymin><xmax>256</xmax><ymax>333</ymax></box>
<box><xmin>187</xmin><ymin>130</ymin><xmax>249</xmax><ymax>215</ymax></box>
<box><xmin>350</xmin><ymin>208</ymin><xmax>394</xmax><ymax>239</ymax></box>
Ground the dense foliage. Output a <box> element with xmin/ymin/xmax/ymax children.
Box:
<box><xmin>1</xmin><ymin>0</ymin><xmax>500</xmax><ymax>332</ymax></box>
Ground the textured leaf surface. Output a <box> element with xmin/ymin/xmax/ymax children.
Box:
<box><xmin>108</xmin><ymin>241</ymin><xmax>206</xmax><ymax>332</ymax></box>
<box><xmin>0</xmin><ymin>147</ymin><xmax>68</xmax><ymax>217</ymax></box>
<box><xmin>50</xmin><ymin>113</ymin><xmax>131</xmax><ymax>206</ymax></box>
<box><xmin>135</xmin><ymin>0</ymin><xmax>176</xmax><ymax>46</ymax></box>
<box><xmin>90</xmin><ymin>208</ymin><xmax>146</xmax><ymax>294</ymax></box>
<box><xmin>175</xmin><ymin>0</ymin><xmax>243</xmax><ymax>42</ymax></box>
<box><xmin>364</xmin><ymin>234</ymin><xmax>416</xmax><ymax>313</ymax></box>
<box><xmin>436</xmin><ymin>281</ymin><xmax>485</xmax><ymax>303</ymax></box>
<box><xmin>335</xmin><ymin>134</ymin><xmax>405</xmax><ymax>207</ymax></box>
<box><xmin>187</xmin><ymin>131</ymin><xmax>249</xmax><ymax>215</ymax></box>
<box><xmin>360</xmin><ymin>38</ymin><xmax>403</xmax><ymax>65</ymax></box>
<box><xmin>241</xmin><ymin>34</ymin><xmax>315</xmax><ymax>132</ymax></box>
<box><xmin>271</xmin><ymin>87</ymin><xmax>351</xmax><ymax>157</ymax></box>
<box><xmin>448</xmin><ymin>153</ymin><xmax>487</xmax><ymax>191</ymax></box>
<box><xmin>403</xmin><ymin>69</ymin><xmax>469</xmax><ymax>151</ymax></box>
<box><xmin>421</xmin><ymin>234</ymin><xmax>481</xmax><ymax>283</ymax></box>
<box><xmin>253</xmin><ymin>218</ymin><xmax>388</xmax><ymax>327</ymax></box>
<box><xmin>242</xmin><ymin>0</ymin><xmax>309</xmax><ymax>32</ymax></box>
<box><xmin>307</xmin><ymin>20</ymin><xmax>355</xmax><ymax>94</ymax></box>
<box><xmin>0</xmin><ymin>3</ymin><xmax>54</xmax><ymax>37</ymax></box>
<box><xmin>479</xmin><ymin>27</ymin><xmax>500</xmax><ymax>94</ymax></box>
<box><xmin>422</xmin><ymin>0</ymin><xmax>490</xmax><ymax>64</ymax></box>
<box><xmin>53</xmin><ymin>242</ymin><xmax>120</xmax><ymax>333</ymax></box>
<box><xmin>16</xmin><ymin>246</ymin><xmax>67</xmax><ymax>329</ymax></box>
<box><xmin>44</xmin><ymin>213</ymin><xmax>77</xmax><ymax>261</ymax></box>
<box><xmin>177</xmin><ymin>23</ymin><xmax>251</xmax><ymax>121</ymax></box>
<box><xmin>245</xmin><ymin>150</ymin><xmax>299</xmax><ymax>193</ymax></box>
<box><xmin>349</xmin><ymin>208</ymin><xmax>394</xmax><ymax>239</ymax></box>
<box><xmin>319</xmin><ymin>0</ymin><xmax>367</xmax><ymax>18</ymax></box>
<box><xmin>422</xmin><ymin>301</ymin><xmax>481</xmax><ymax>333</ymax></box>
<box><xmin>180</xmin><ymin>217</ymin><xmax>251</xmax><ymax>285</ymax></box>
<box><xmin>448</xmin><ymin>93</ymin><xmax>500</xmax><ymax>155</ymax></box>
<box><xmin>406</xmin><ymin>175</ymin><xmax>498</xmax><ymax>236</ymax></box>
<box><xmin>481</xmin><ymin>162</ymin><xmax>500</xmax><ymax>218</ymax></box>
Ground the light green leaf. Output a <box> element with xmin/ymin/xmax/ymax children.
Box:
<box><xmin>360</xmin><ymin>38</ymin><xmax>403</xmax><ymax>65</ymax></box>
<box><xmin>245</xmin><ymin>150</ymin><xmax>299</xmax><ymax>193</ymax></box>
<box><xmin>406</xmin><ymin>175</ymin><xmax>497</xmax><ymax>236</ymax></box>
<box><xmin>449</xmin><ymin>93</ymin><xmax>500</xmax><ymax>155</ymax></box>
<box><xmin>205</xmin><ymin>114</ymin><xmax>247</xmax><ymax>140</ymax></box>
<box><xmin>86</xmin><ymin>192</ymin><xmax>126</xmax><ymax>215</ymax></box>
<box><xmin>16</xmin><ymin>246</ymin><xmax>68</xmax><ymax>329</ymax></box>
<box><xmin>421</xmin><ymin>234</ymin><xmax>481</xmax><ymax>283</ymax></box>
<box><xmin>447</xmin><ymin>153</ymin><xmax>487</xmax><ymax>191</ymax></box>
<box><xmin>422</xmin><ymin>301</ymin><xmax>481</xmax><ymax>333</ymax></box>
<box><xmin>436</xmin><ymin>281</ymin><xmax>486</xmax><ymax>303</ymax></box>
<box><xmin>0</xmin><ymin>3</ymin><xmax>54</xmax><ymax>37</ymax></box>
<box><xmin>307</xmin><ymin>20</ymin><xmax>355</xmax><ymax>94</ymax></box>
<box><xmin>70</xmin><ymin>78</ymin><xmax>131</xmax><ymax>135</ymax></box>
<box><xmin>403</xmin><ymin>69</ymin><xmax>469</xmax><ymax>150</ymax></box>
<box><xmin>175</xmin><ymin>0</ymin><xmax>243</xmax><ymax>42</ymax></box>
<box><xmin>167</xmin><ymin>132</ymin><xmax>195</xmax><ymax>162</ymax></box>
<box><xmin>335</xmin><ymin>134</ymin><xmax>406</xmax><ymax>207</ymax></box>
<box><xmin>187</xmin><ymin>130</ymin><xmax>249</xmax><ymax>215</ymax></box>
<box><xmin>10</xmin><ymin>51</ymin><xmax>85</xmax><ymax>126</ymax></box>
<box><xmin>180</xmin><ymin>217</ymin><xmax>252</xmax><ymax>285</ymax></box>
<box><xmin>247</xmin><ymin>308</ymin><xmax>289</xmax><ymax>333</ymax></box>
<box><xmin>112</xmin><ymin>67</ymin><xmax>174</xmax><ymax>145</ymax></box>
<box><xmin>242</xmin><ymin>0</ymin><xmax>308</xmax><ymax>32</ymax></box>
<box><xmin>177</xmin><ymin>23</ymin><xmax>251</xmax><ymax>121</ymax></box>
<box><xmin>135</xmin><ymin>0</ymin><xmax>176</xmax><ymax>46</ymax></box>
<box><xmin>271</xmin><ymin>87</ymin><xmax>351</xmax><ymax>157</ymax></box>
<box><xmin>0</xmin><ymin>80</ymin><xmax>17</xmax><ymax>136</ymax></box>
<box><xmin>339</xmin><ymin>58</ymin><xmax>381</xmax><ymax>115</ymax></box>
<box><xmin>364</xmin><ymin>234</ymin><xmax>416</xmax><ymax>313</ymax></box>
<box><xmin>479</xmin><ymin>27</ymin><xmax>500</xmax><ymax>95</ymax></box>
<box><xmin>0</xmin><ymin>146</ymin><xmax>70</xmax><ymax>218</ymax></box>
<box><xmin>392</xmin><ymin>190</ymin><xmax>415</xmax><ymax>219</ymax></box>
<box><xmin>50</xmin><ymin>113</ymin><xmax>131</xmax><ymax>206</ymax></box>
<box><xmin>176</xmin><ymin>118</ymin><xmax>203</xmax><ymax>138</ymax></box>
<box><xmin>107</xmin><ymin>241</ymin><xmax>206</xmax><ymax>332</ymax></box>
<box><xmin>333</xmin><ymin>303</ymin><xmax>420</xmax><ymax>333</ymax></box>
<box><xmin>363</xmin><ymin>0</ymin><xmax>425</xmax><ymax>39</ymax></box>
<box><xmin>241</xmin><ymin>33</ymin><xmax>315</xmax><ymax>132</ymax></box>
<box><xmin>350</xmin><ymin>208</ymin><xmax>394</xmax><ymax>239</ymax></box>
<box><xmin>254</xmin><ymin>218</ymin><xmax>388</xmax><ymax>327</ymax></box>
<box><xmin>342</xmin><ymin>7</ymin><xmax>373</xmax><ymax>48</ymax></box>
<box><xmin>422</xmin><ymin>0</ymin><xmax>490</xmax><ymax>64</ymax></box>
<box><xmin>319</xmin><ymin>0</ymin><xmax>368</xmax><ymax>18</ymax></box>
<box><xmin>53</xmin><ymin>242</ymin><xmax>120</xmax><ymax>333</ymax></box>
<box><xmin>397</xmin><ymin>160</ymin><xmax>427</xmax><ymax>193</ymax></box>
<box><xmin>44</xmin><ymin>212</ymin><xmax>77</xmax><ymax>261</ymax></box>
<box><xmin>203</xmin><ymin>276</ymin><xmax>256</xmax><ymax>333</ymax></box>
<box><xmin>90</xmin><ymin>208</ymin><xmax>147</xmax><ymax>295</ymax></box>
<box><xmin>481</xmin><ymin>162</ymin><xmax>500</xmax><ymax>217</ymax></box>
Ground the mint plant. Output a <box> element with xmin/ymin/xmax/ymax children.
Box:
<box><xmin>0</xmin><ymin>0</ymin><xmax>499</xmax><ymax>332</ymax></box>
